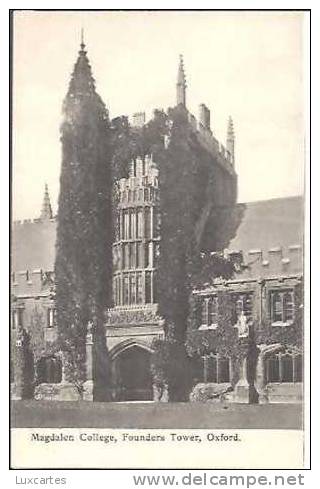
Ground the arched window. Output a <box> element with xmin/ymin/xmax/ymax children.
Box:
<box><xmin>37</xmin><ymin>356</ymin><xmax>62</xmax><ymax>384</ymax></box>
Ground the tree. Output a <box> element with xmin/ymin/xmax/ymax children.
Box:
<box><xmin>55</xmin><ymin>41</ymin><xmax>112</xmax><ymax>398</ymax></box>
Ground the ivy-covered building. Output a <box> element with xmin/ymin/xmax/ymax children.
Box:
<box><xmin>11</xmin><ymin>40</ymin><xmax>303</xmax><ymax>404</ymax></box>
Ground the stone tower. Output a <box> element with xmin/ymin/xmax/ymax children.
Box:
<box><xmin>176</xmin><ymin>54</ymin><xmax>187</xmax><ymax>106</ymax></box>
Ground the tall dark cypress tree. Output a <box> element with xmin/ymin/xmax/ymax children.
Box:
<box><xmin>55</xmin><ymin>39</ymin><xmax>112</xmax><ymax>398</ymax></box>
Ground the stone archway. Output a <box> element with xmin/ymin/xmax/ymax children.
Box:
<box><xmin>110</xmin><ymin>341</ymin><xmax>153</xmax><ymax>401</ymax></box>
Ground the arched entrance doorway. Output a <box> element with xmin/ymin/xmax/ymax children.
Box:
<box><xmin>111</xmin><ymin>343</ymin><xmax>153</xmax><ymax>401</ymax></box>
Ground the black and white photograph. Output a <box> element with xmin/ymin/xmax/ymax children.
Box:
<box><xmin>10</xmin><ymin>10</ymin><xmax>308</xmax><ymax>469</ymax></box>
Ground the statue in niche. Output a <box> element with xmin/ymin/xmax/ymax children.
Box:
<box><xmin>86</xmin><ymin>321</ymin><xmax>93</xmax><ymax>343</ymax></box>
<box><xmin>236</xmin><ymin>311</ymin><xmax>249</xmax><ymax>338</ymax></box>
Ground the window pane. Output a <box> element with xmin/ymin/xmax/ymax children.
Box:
<box><xmin>272</xmin><ymin>292</ymin><xmax>283</xmax><ymax>322</ymax></box>
<box><xmin>136</xmin><ymin>273</ymin><xmax>143</xmax><ymax>304</ymax></box>
<box><xmin>193</xmin><ymin>357</ymin><xmax>204</xmax><ymax>383</ymax></box>
<box><xmin>124</xmin><ymin>211</ymin><xmax>130</xmax><ymax>239</ymax></box>
<box><xmin>145</xmin><ymin>272</ymin><xmax>152</xmax><ymax>303</ymax></box>
<box><xmin>201</xmin><ymin>299</ymin><xmax>208</xmax><ymax>325</ymax></box>
<box><xmin>123</xmin><ymin>275</ymin><xmax>129</xmax><ymax>305</ymax></box>
<box><xmin>236</xmin><ymin>298</ymin><xmax>243</xmax><ymax>316</ymax></box>
<box><xmin>281</xmin><ymin>355</ymin><xmax>294</xmax><ymax>382</ymax></box>
<box><xmin>144</xmin><ymin>208</ymin><xmax>151</xmax><ymax>238</ymax></box>
<box><xmin>129</xmin><ymin>274</ymin><xmax>136</xmax><ymax>305</ymax></box>
<box><xmin>208</xmin><ymin>297</ymin><xmax>218</xmax><ymax>325</ymax></box>
<box><xmin>136</xmin><ymin>242</ymin><xmax>143</xmax><ymax>268</ymax></box>
<box><xmin>283</xmin><ymin>291</ymin><xmax>294</xmax><ymax>321</ymax></box>
<box><xmin>207</xmin><ymin>356</ymin><xmax>218</xmax><ymax>383</ymax></box>
<box><xmin>113</xmin><ymin>278</ymin><xmax>117</xmax><ymax>305</ymax></box>
<box><xmin>129</xmin><ymin>243</ymin><xmax>135</xmax><ymax>269</ymax></box>
<box><xmin>219</xmin><ymin>357</ymin><xmax>230</xmax><ymax>383</ymax></box>
<box><xmin>137</xmin><ymin>209</ymin><xmax>143</xmax><ymax>238</ymax></box>
<box><xmin>294</xmin><ymin>354</ymin><xmax>303</xmax><ymax>382</ymax></box>
<box><xmin>130</xmin><ymin>210</ymin><xmax>136</xmax><ymax>239</ymax></box>
<box><xmin>124</xmin><ymin>244</ymin><xmax>129</xmax><ymax>269</ymax></box>
<box><xmin>267</xmin><ymin>355</ymin><xmax>280</xmax><ymax>382</ymax></box>
<box><xmin>18</xmin><ymin>309</ymin><xmax>24</xmax><ymax>327</ymax></box>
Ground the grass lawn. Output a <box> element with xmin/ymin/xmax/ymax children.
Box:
<box><xmin>11</xmin><ymin>400</ymin><xmax>303</xmax><ymax>429</ymax></box>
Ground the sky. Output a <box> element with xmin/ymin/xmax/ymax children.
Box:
<box><xmin>12</xmin><ymin>11</ymin><xmax>305</xmax><ymax>220</ymax></box>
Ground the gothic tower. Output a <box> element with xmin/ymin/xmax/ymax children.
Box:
<box><xmin>176</xmin><ymin>54</ymin><xmax>187</xmax><ymax>106</ymax></box>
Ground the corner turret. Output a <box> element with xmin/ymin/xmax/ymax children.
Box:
<box><xmin>176</xmin><ymin>54</ymin><xmax>187</xmax><ymax>106</ymax></box>
<box><xmin>226</xmin><ymin>116</ymin><xmax>235</xmax><ymax>163</ymax></box>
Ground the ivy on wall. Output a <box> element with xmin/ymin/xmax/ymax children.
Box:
<box><xmin>55</xmin><ymin>46</ymin><xmax>113</xmax><ymax>396</ymax></box>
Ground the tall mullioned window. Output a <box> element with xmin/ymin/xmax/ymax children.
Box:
<box><xmin>201</xmin><ymin>297</ymin><xmax>218</xmax><ymax>327</ymax></box>
<box><xmin>270</xmin><ymin>289</ymin><xmax>294</xmax><ymax>324</ymax></box>
<box><xmin>266</xmin><ymin>351</ymin><xmax>302</xmax><ymax>383</ymax></box>
<box><xmin>203</xmin><ymin>355</ymin><xmax>231</xmax><ymax>383</ymax></box>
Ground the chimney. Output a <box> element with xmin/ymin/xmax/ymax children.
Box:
<box><xmin>132</xmin><ymin>112</ymin><xmax>146</xmax><ymax>128</ymax></box>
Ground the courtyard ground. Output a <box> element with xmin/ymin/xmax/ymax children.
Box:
<box><xmin>11</xmin><ymin>401</ymin><xmax>303</xmax><ymax>429</ymax></box>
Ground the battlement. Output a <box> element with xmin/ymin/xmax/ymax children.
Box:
<box><xmin>128</xmin><ymin>108</ymin><xmax>236</xmax><ymax>177</ymax></box>
<box><xmin>13</xmin><ymin>217</ymin><xmax>56</xmax><ymax>226</ymax></box>
<box><xmin>226</xmin><ymin>244</ymin><xmax>303</xmax><ymax>279</ymax></box>
<box><xmin>118</xmin><ymin>154</ymin><xmax>159</xmax><ymax>207</ymax></box>
<box><xmin>187</xmin><ymin>110</ymin><xmax>235</xmax><ymax>175</ymax></box>
<box><xmin>11</xmin><ymin>268</ymin><xmax>54</xmax><ymax>296</ymax></box>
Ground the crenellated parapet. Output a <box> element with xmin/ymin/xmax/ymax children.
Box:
<box><xmin>226</xmin><ymin>244</ymin><xmax>303</xmax><ymax>280</ymax></box>
<box><xmin>11</xmin><ymin>269</ymin><xmax>55</xmax><ymax>297</ymax></box>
